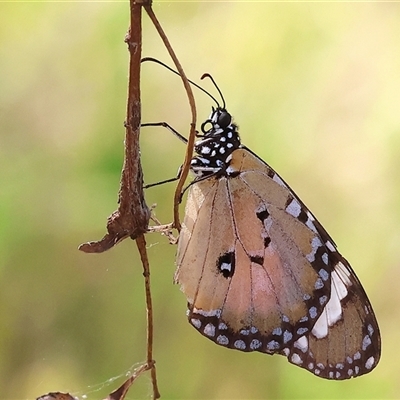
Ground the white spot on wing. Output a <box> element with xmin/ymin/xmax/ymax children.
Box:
<box><xmin>314</xmin><ymin>278</ymin><xmax>324</xmax><ymax>290</ymax></box>
<box><xmin>306</xmin><ymin>219</ymin><xmax>318</xmax><ymax>233</ymax></box>
<box><xmin>312</xmin><ymin>267</ymin><xmax>350</xmax><ymax>339</ymax></box>
<box><xmin>194</xmin><ymin>308</ymin><xmax>222</xmax><ymax>318</ymax></box>
<box><xmin>311</xmin><ymin>309</ymin><xmax>328</xmax><ymax>339</ymax></box>
<box><xmin>204</xmin><ymin>323</ymin><xmax>216</xmax><ymax>337</ymax></box>
<box><xmin>319</xmin><ymin>269</ymin><xmax>329</xmax><ymax>284</ymax></box>
<box><xmin>297</xmin><ymin>327</ymin><xmax>308</xmax><ymax>335</ymax></box>
<box><xmin>282</xmin><ymin>348</ymin><xmax>290</xmax><ymax>356</ymax></box>
<box><xmin>264</xmin><ymin>216</ymin><xmax>273</xmax><ymax>230</ymax></box>
<box><xmin>334</xmin><ymin>261</ymin><xmax>352</xmax><ymax>287</ymax></box>
<box><xmin>250</xmin><ymin>339</ymin><xmax>262</xmax><ymax>350</ymax></box>
<box><xmin>267</xmin><ymin>340</ymin><xmax>280</xmax><ymax>350</ymax></box>
<box><xmin>217</xmin><ymin>335</ymin><xmax>229</xmax><ymax>345</ymax></box>
<box><xmin>291</xmin><ymin>353</ymin><xmax>303</xmax><ymax>365</ymax></box>
<box><xmin>219</xmin><ymin>322</ymin><xmax>228</xmax><ymax>330</ymax></box>
<box><xmin>294</xmin><ymin>336</ymin><xmax>308</xmax><ymax>352</ymax></box>
<box><xmin>191</xmin><ymin>318</ymin><xmax>201</xmax><ymax>329</ymax></box>
<box><xmin>319</xmin><ymin>295</ymin><xmax>328</xmax><ymax>305</ymax></box>
<box><xmin>220</xmin><ymin>262</ymin><xmax>232</xmax><ymax>272</ymax></box>
<box><xmin>283</xmin><ymin>330</ymin><xmax>293</xmax><ymax>344</ymax></box>
<box><xmin>326</xmin><ymin>240</ymin><xmax>336</xmax><ymax>252</ymax></box>
<box><xmin>347</xmin><ymin>356</ymin><xmax>353</xmax><ymax>364</ymax></box>
<box><xmin>286</xmin><ymin>198</ymin><xmax>301</xmax><ymax>218</ymax></box>
<box><xmin>362</xmin><ymin>335</ymin><xmax>372</xmax><ymax>350</ymax></box>
<box><xmin>365</xmin><ymin>356</ymin><xmax>375</xmax><ymax>370</ymax></box>
<box><xmin>272</xmin><ymin>173</ymin><xmax>286</xmax><ymax>187</ymax></box>
<box><xmin>306</xmin><ymin>237</ymin><xmax>322</xmax><ymax>263</ymax></box>
<box><xmin>282</xmin><ymin>315</ymin><xmax>290</xmax><ymax>323</ymax></box>
<box><xmin>272</xmin><ymin>327</ymin><xmax>282</xmax><ymax>336</ymax></box>
<box><xmin>309</xmin><ymin>306</ymin><xmax>317</xmax><ymax>319</ymax></box>
<box><xmin>332</xmin><ymin>268</ymin><xmax>349</xmax><ymax>300</ymax></box>
<box><xmin>234</xmin><ymin>340</ymin><xmax>246</xmax><ymax>350</ymax></box>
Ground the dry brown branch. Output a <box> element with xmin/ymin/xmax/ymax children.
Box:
<box><xmin>37</xmin><ymin>1</ymin><xmax>196</xmax><ymax>398</ymax></box>
<box><xmin>104</xmin><ymin>360</ymin><xmax>157</xmax><ymax>400</ymax></box>
<box><xmin>78</xmin><ymin>0</ymin><xmax>150</xmax><ymax>254</ymax></box>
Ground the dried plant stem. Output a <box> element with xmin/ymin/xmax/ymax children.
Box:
<box><xmin>78</xmin><ymin>0</ymin><xmax>150</xmax><ymax>254</ymax></box>
<box><xmin>136</xmin><ymin>234</ymin><xmax>160</xmax><ymax>399</ymax></box>
<box><xmin>105</xmin><ymin>360</ymin><xmax>156</xmax><ymax>400</ymax></box>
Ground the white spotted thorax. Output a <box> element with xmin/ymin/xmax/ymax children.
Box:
<box><xmin>175</xmin><ymin>106</ymin><xmax>381</xmax><ymax>380</ymax></box>
<box><xmin>190</xmin><ymin>107</ymin><xmax>240</xmax><ymax>178</ymax></box>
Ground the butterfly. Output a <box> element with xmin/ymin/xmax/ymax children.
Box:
<box><xmin>174</xmin><ymin>91</ymin><xmax>381</xmax><ymax>380</ymax></box>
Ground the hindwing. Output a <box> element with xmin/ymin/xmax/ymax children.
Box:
<box><xmin>175</xmin><ymin>147</ymin><xmax>380</xmax><ymax>379</ymax></box>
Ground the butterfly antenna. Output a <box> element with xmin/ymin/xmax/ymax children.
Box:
<box><xmin>200</xmin><ymin>73</ymin><xmax>226</xmax><ymax>110</ymax></box>
<box><xmin>141</xmin><ymin>57</ymin><xmax>220</xmax><ymax>108</ymax></box>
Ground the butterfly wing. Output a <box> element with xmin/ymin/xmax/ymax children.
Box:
<box><xmin>175</xmin><ymin>147</ymin><xmax>380</xmax><ymax>379</ymax></box>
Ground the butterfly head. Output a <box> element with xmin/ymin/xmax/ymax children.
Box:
<box><xmin>191</xmin><ymin>107</ymin><xmax>241</xmax><ymax>178</ymax></box>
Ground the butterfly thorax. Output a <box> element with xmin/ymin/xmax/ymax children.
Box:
<box><xmin>190</xmin><ymin>107</ymin><xmax>241</xmax><ymax>178</ymax></box>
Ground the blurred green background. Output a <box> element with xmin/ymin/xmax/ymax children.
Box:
<box><xmin>1</xmin><ymin>1</ymin><xmax>399</xmax><ymax>399</ymax></box>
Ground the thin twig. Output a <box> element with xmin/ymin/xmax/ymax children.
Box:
<box><xmin>144</xmin><ymin>5</ymin><xmax>196</xmax><ymax>232</ymax></box>
<box><xmin>136</xmin><ymin>234</ymin><xmax>160</xmax><ymax>399</ymax></box>
<box><xmin>104</xmin><ymin>360</ymin><xmax>156</xmax><ymax>400</ymax></box>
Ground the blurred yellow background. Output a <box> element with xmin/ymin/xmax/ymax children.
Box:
<box><xmin>1</xmin><ymin>1</ymin><xmax>399</xmax><ymax>399</ymax></box>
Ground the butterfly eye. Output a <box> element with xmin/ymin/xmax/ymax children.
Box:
<box><xmin>200</xmin><ymin>120</ymin><xmax>212</xmax><ymax>134</ymax></box>
<box><xmin>217</xmin><ymin>111</ymin><xmax>231</xmax><ymax>128</ymax></box>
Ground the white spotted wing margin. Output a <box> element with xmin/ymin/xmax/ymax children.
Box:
<box><xmin>242</xmin><ymin>146</ymin><xmax>381</xmax><ymax>379</ymax></box>
<box><xmin>175</xmin><ymin>144</ymin><xmax>381</xmax><ymax>380</ymax></box>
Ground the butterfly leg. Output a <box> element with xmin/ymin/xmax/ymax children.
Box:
<box><xmin>141</xmin><ymin>122</ymin><xmax>188</xmax><ymax>144</ymax></box>
<box><xmin>141</xmin><ymin>121</ymin><xmax>188</xmax><ymax>189</ymax></box>
<box><xmin>144</xmin><ymin>164</ymin><xmax>183</xmax><ymax>189</ymax></box>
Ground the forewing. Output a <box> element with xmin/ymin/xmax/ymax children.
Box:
<box><xmin>175</xmin><ymin>147</ymin><xmax>380</xmax><ymax>379</ymax></box>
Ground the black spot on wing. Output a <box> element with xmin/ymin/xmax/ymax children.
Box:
<box><xmin>250</xmin><ymin>255</ymin><xmax>264</xmax><ymax>265</ymax></box>
<box><xmin>217</xmin><ymin>251</ymin><xmax>236</xmax><ymax>278</ymax></box>
<box><xmin>256</xmin><ymin>209</ymin><xmax>270</xmax><ymax>223</ymax></box>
